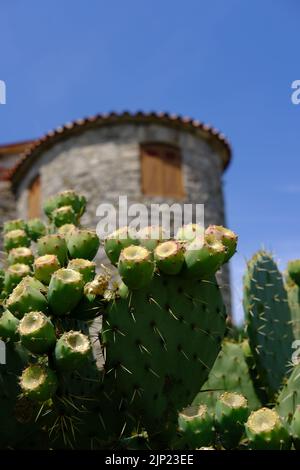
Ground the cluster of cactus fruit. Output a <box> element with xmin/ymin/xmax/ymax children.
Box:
<box><xmin>1</xmin><ymin>189</ymin><xmax>300</xmax><ymax>450</ymax></box>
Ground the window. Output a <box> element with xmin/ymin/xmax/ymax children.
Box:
<box><xmin>140</xmin><ymin>144</ymin><xmax>185</xmax><ymax>198</ymax></box>
<box><xmin>28</xmin><ymin>174</ymin><xmax>41</xmax><ymax>218</ymax></box>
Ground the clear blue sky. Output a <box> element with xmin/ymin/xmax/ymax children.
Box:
<box><xmin>0</xmin><ymin>0</ymin><xmax>299</xmax><ymax>323</ymax></box>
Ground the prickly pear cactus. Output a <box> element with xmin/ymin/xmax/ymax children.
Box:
<box><xmin>276</xmin><ymin>362</ymin><xmax>300</xmax><ymax>424</ymax></box>
<box><xmin>102</xmin><ymin>273</ymin><xmax>227</xmax><ymax>444</ymax></box>
<box><xmin>193</xmin><ymin>340</ymin><xmax>261</xmax><ymax>412</ymax></box>
<box><xmin>243</xmin><ymin>251</ymin><xmax>294</xmax><ymax>401</ymax></box>
<box><xmin>0</xmin><ymin>342</ymin><xmax>47</xmax><ymax>448</ymax></box>
<box><xmin>0</xmin><ymin>191</ymin><xmax>237</xmax><ymax>449</ymax></box>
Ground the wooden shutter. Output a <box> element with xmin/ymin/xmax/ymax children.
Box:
<box><xmin>28</xmin><ymin>175</ymin><xmax>41</xmax><ymax>218</ymax></box>
<box><xmin>140</xmin><ymin>144</ymin><xmax>185</xmax><ymax>198</ymax></box>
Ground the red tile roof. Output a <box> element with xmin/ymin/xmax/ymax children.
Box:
<box><xmin>8</xmin><ymin>111</ymin><xmax>232</xmax><ymax>187</ymax></box>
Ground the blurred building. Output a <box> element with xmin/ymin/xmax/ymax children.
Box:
<box><xmin>0</xmin><ymin>111</ymin><xmax>232</xmax><ymax>309</ymax></box>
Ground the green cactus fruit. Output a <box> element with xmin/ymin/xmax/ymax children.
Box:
<box><xmin>4</xmin><ymin>229</ymin><xmax>30</xmax><ymax>252</ymax></box>
<box><xmin>7</xmin><ymin>247</ymin><xmax>34</xmax><ymax>266</ymax></box>
<box><xmin>183</xmin><ymin>238</ymin><xmax>225</xmax><ymax>279</ymax></box>
<box><xmin>4</xmin><ymin>263</ymin><xmax>31</xmax><ymax>293</ymax></box>
<box><xmin>72</xmin><ymin>274</ymin><xmax>109</xmax><ymax>320</ymax></box>
<box><xmin>18</xmin><ymin>275</ymin><xmax>48</xmax><ymax>294</ymax></box>
<box><xmin>0</xmin><ymin>309</ymin><xmax>20</xmax><ymax>341</ymax></box>
<box><xmin>48</xmin><ymin>268</ymin><xmax>84</xmax><ymax>316</ymax></box>
<box><xmin>52</xmin><ymin>205</ymin><xmax>77</xmax><ymax>227</ymax></box>
<box><xmin>193</xmin><ymin>340</ymin><xmax>261</xmax><ymax>412</ymax></box>
<box><xmin>67</xmin><ymin>258</ymin><xmax>96</xmax><ymax>283</ymax></box>
<box><xmin>276</xmin><ymin>362</ymin><xmax>300</xmax><ymax>423</ymax></box>
<box><xmin>67</xmin><ymin>229</ymin><xmax>100</xmax><ymax>261</ymax></box>
<box><xmin>176</xmin><ymin>224</ymin><xmax>204</xmax><ymax>242</ymax></box>
<box><xmin>178</xmin><ymin>404</ymin><xmax>214</xmax><ymax>449</ymax></box>
<box><xmin>154</xmin><ymin>240</ymin><xmax>184</xmax><ymax>275</ymax></box>
<box><xmin>44</xmin><ymin>190</ymin><xmax>86</xmax><ymax>219</ymax></box>
<box><xmin>6</xmin><ymin>282</ymin><xmax>48</xmax><ymax>319</ymax></box>
<box><xmin>3</xmin><ymin>218</ymin><xmax>26</xmax><ymax>234</ymax></box>
<box><xmin>20</xmin><ymin>364</ymin><xmax>58</xmax><ymax>402</ymax></box>
<box><xmin>205</xmin><ymin>225</ymin><xmax>238</xmax><ymax>262</ymax></box>
<box><xmin>37</xmin><ymin>234</ymin><xmax>68</xmax><ymax>266</ymax></box>
<box><xmin>243</xmin><ymin>251</ymin><xmax>294</xmax><ymax>401</ymax></box>
<box><xmin>290</xmin><ymin>405</ymin><xmax>300</xmax><ymax>450</ymax></box>
<box><xmin>117</xmin><ymin>280</ymin><xmax>129</xmax><ymax>298</ymax></box>
<box><xmin>57</xmin><ymin>223</ymin><xmax>76</xmax><ymax>239</ymax></box>
<box><xmin>104</xmin><ymin>226</ymin><xmax>138</xmax><ymax>265</ymax></box>
<box><xmin>288</xmin><ymin>260</ymin><xmax>300</xmax><ymax>287</ymax></box>
<box><xmin>18</xmin><ymin>311</ymin><xmax>56</xmax><ymax>354</ymax></box>
<box><xmin>34</xmin><ymin>254</ymin><xmax>61</xmax><ymax>284</ymax></box>
<box><xmin>54</xmin><ymin>330</ymin><xmax>91</xmax><ymax>371</ymax></box>
<box><xmin>215</xmin><ymin>392</ymin><xmax>249</xmax><ymax>449</ymax></box>
<box><xmin>286</xmin><ymin>282</ymin><xmax>300</xmax><ymax>340</ymax></box>
<box><xmin>138</xmin><ymin>226</ymin><xmax>166</xmax><ymax>251</ymax></box>
<box><xmin>26</xmin><ymin>218</ymin><xmax>47</xmax><ymax>241</ymax></box>
<box><xmin>245</xmin><ymin>408</ymin><xmax>291</xmax><ymax>450</ymax></box>
<box><xmin>102</xmin><ymin>272</ymin><xmax>227</xmax><ymax>443</ymax></box>
<box><xmin>118</xmin><ymin>245</ymin><xmax>155</xmax><ymax>289</ymax></box>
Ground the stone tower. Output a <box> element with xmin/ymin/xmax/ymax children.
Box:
<box><xmin>0</xmin><ymin>111</ymin><xmax>232</xmax><ymax>310</ymax></box>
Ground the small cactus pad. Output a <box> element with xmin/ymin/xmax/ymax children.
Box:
<box><xmin>52</xmin><ymin>205</ymin><xmax>77</xmax><ymax>227</ymax></box>
<box><xmin>243</xmin><ymin>251</ymin><xmax>294</xmax><ymax>400</ymax></box>
<box><xmin>54</xmin><ymin>330</ymin><xmax>91</xmax><ymax>371</ymax></box>
<box><xmin>205</xmin><ymin>225</ymin><xmax>238</xmax><ymax>262</ymax></box>
<box><xmin>176</xmin><ymin>224</ymin><xmax>203</xmax><ymax>242</ymax></box>
<box><xmin>178</xmin><ymin>404</ymin><xmax>214</xmax><ymax>448</ymax></box>
<box><xmin>67</xmin><ymin>229</ymin><xmax>100</xmax><ymax>260</ymax></box>
<box><xmin>7</xmin><ymin>247</ymin><xmax>34</xmax><ymax>266</ymax></box>
<box><xmin>215</xmin><ymin>392</ymin><xmax>249</xmax><ymax>449</ymax></box>
<box><xmin>37</xmin><ymin>234</ymin><xmax>68</xmax><ymax>266</ymax></box>
<box><xmin>20</xmin><ymin>364</ymin><xmax>58</xmax><ymax>402</ymax></box>
<box><xmin>245</xmin><ymin>408</ymin><xmax>291</xmax><ymax>450</ymax></box>
<box><xmin>48</xmin><ymin>268</ymin><xmax>84</xmax><ymax>316</ymax></box>
<box><xmin>286</xmin><ymin>282</ymin><xmax>300</xmax><ymax>340</ymax></box>
<box><xmin>276</xmin><ymin>363</ymin><xmax>300</xmax><ymax>423</ymax></box>
<box><xmin>4</xmin><ymin>264</ymin><xmax>31</xmax><ymax>293</ymax></box>
<box><xmin>57</xmin><ymin>223</ymin><xmax>76</xmax><ymax>238</ymax></box>
<box><xmin>102</xmin><ymin>272</ymin><xmax>227</xmax><ymax>441</ymax></box>
<box><xmin>67</xmin><ymin>258</ymin><xmax>96</xmax><ymax>283</ymax></box>
<box><xmin>26</xmin><ymin>218</ymin><xmax>47</xmax><ymax>241</ymax></box>
<box><xmin>183</xmin><ymin>238</ymin><xmax>225</xmax><ymax>279</ymax></box>
<box><xmin>193</xmin><ymin>340</ymin><xmax>261</xmax><ymax>412</ymax></box>
<box><xmin>138</xmin><ymin>226</ymin><xmax>166</xmax><ymax>251</ymax></box>
<box><xmin>3</xmin><ymin>219</ymin><xmax>26</xmax><ymax>234</ymax></box>
<box><xmin>34</xmin><ymin>254</ymin><xmax>61</xmax><ymax>284</ymax></box>
<box><xmin>104</xmin><ymin>226</ymin><xmax>138</xmax><ymax>265</ymax></box>
<box><xmin>0</xmin><ymin>310</ymin><xmax>20</xmax><ymax>341</ymax></box>
<box><xmin>19</xmin><ymin>311</ymin><xmax>56</xmax><ymax>354</ymax></box>
<box><xmin>6</xmin><ymin>283</ymin><xmax>48</xmax><ymax>319</ymax></box>
<box><xmin>154</xmin><ymin>241</ymin><xmax>184</xmax><ymax>275</ymax></box>
<box><xmin>4</xmin><ymin>229</ymin><xmax>30</xmax><ymax>252</ymax></box>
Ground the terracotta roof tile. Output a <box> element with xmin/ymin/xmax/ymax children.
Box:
<box><xmin>9</xmin><ymin>111</ymin><xmax>232</xmax><ymax>187</ymax></box>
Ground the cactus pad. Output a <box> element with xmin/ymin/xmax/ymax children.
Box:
<box><xmin>243</xmin><ymin>251</ymin><xmax>294</xmax><ymax>400</ymax></box>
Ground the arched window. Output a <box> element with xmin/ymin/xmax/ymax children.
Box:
<box><xmin>28</xmin><ymin>174</ymin><xmax>41</xmax><ymax>218</ymax></box>
<box><xmin>140</xmin><ymin>143</ymin><xmax>185</xmax><ymax>199</ymax></box>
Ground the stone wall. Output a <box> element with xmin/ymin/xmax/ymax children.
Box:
<box><xmin>15</xmin><ymin>122</ymin><xmax>231</xmax><ymax>313</ymax></box>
